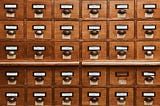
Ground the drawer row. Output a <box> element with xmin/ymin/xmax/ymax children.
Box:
<box><xmin>0</xmin><ymin>87</ymin><xmax>160</xmax><ymax>106</ymax></box>
<box><xmin>1</xmin><ymin>0</ymin><xmax>160</xmax><ymax>19</ymax></box>
<box><xmin>0</xmin><ymin>41</ymin><xmax>159</xmax><ymax>60</ymax></box>
<box><xmin>1</xmin><ymin>66</ymin><xmax>159</xmax><ymax>86</ymax></box>
<box><xmin>1</xmin><ymin>21</ymin><xmax>160</xmax><ymax>40</ymax></box>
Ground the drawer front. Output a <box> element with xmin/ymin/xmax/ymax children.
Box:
<box><xmin>137</xmin><ymin>1</ymin><xmax>160</xmax><ymax>18</ymax></box>
<box><xmin>82</xmin><ymin>42</ymin><xmax>107</xmax><ymax>60</ymax></box>
<box><xmin>0</xmin><ymin>0</ymin><xmax>24</xmax><ymax>19</ymax></box>
<box><xmin>137</xmin><ymin>21</ymin><xmax>160</xmax><ymax>39</ymax></box>
<box><xmin>82</xmin><ymin>88</ymin><xmax>106</xmax><ymax>106</ymax></box>
<box><xmin>0</xmin><ymin>21</ymin><xmax>24</xmax><ymax>39</ymax></box>
<box><xmin>54</xmin><ymin>88</ymin><xmax>79</xmax><ymax>106</ymax></box>
<box><xmin>1</xmin><ymin>42</ymin><xmax>26</xmax><ymax>60</ymax></box>
<box><xmin>54</xmin><ymin>21</ymin><xmax>79</xmax><ymax>40</ymax></box>
<box><xmin>136</xmin><ymin>42</ymin><xmax>160</xmax><ymax>60</ymax></box>
<box><xmin>27</xmin><ymin>88</ymin><xmax>52</xmax><ymax>105</ymax></box>
<box><xmin>82</xmin><ymin>67</ymin><xmax>107</xmax><ymax>86</ymax></box>
<box><xmin>27</xmin><ymin>0</ymin><xmax>52</xmax><ymax>19</ymax></box>
<box><xmin>0</xmin><ymin>88</ymin><xmax>25</xmax><ymax>105</ymax></box>
<box><xmin>109</xmin><ymin>42</ymin><xmax>134</xmax><ymax>60</ymax></box>
<box><xmin>55</xmin><ymin>42</ymin><xmax>79</xmax><ymax>61</ymax></box>
<box><xmin>109</xmin><ymin>88</ymin><xmax>134</xmax><ymax>106</ymax></box>
<box><xmin>110</xmin><ymin>67</ymin><xmax>136</xmax><ymax>86</ymax></box>
<box><xmin>109</xmin><ymin>1</ymin><xmax>134</xmax><ymax>18</ymax></box>
<box><xmin>82</xmin><ymin>21</ymin><xmax>107</xmax><ymax>40</ymax></box>
<box><xmin>137</xmin><ymin>67</ymin><xmax>160</xmax><ymax>85</ymax></box>
<box><xmin>0</xmin><ymin>67</ymin><xmax>25</xmax><ymax>86</ymax></box>
<box><xmin>82</xmin><ymin>1</ymin><xmax>107</xmax><ymax>19</ymax></box>
<box><xmin>136</xmin><ymin>88</ymin><xmax>160</xmax><ymax>106</ymax></box>
<box><xmin>109</xmin><ymin>21</ymin><xmax>134</xmax><ymax>39</ymax></box>
<box><xmin>27</xmin><ymin>67</ymin><xmax>52</xmax><ymax>86</ymax></box>
<box><xmin>55</xmin><ymin>67</ymin><xmax>79</xmax><ymax>86</ymax></box>
<box><xmin>27</xmin><ymin>42</ymin><xmax>53</xmax><ymax>60</ymax></box>
<box><xmin>54</xmin><ymin>0</ymin><xmax>79</xmax><ymax>19</ymax></box>
<box><xmin>27</xmin><ymin>21</ymin><xmax>51</xmax><ymax>40</ymax></box>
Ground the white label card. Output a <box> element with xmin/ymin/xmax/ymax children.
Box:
<box><xmin>33</xmin><ymin>72</ymin><xmax>46</xmax><ymax>77</ymax></box>
<box><xmin>6</xmin><ymin>46</ymin><xmax>18</xmax><ymax>51</ymax></box>
<box><xmin>60</xmin><ymin>26</ymin><xmax>73</xmax><ymax>30</ymax></box>
<box><xmin>88</xmin><ymin>26</ymin><xmax>101</xmax><ymax>30</ymax></box>
<box><xmin>88</xmin><ymin>46</ymin><xmax>101</xmax><ymax>51</ymax></box>
<box><xmin>61</xmin><ymin>46</ymin><xmax>73</xmax><ymax>51</ymax></box>
<box><xmin>116</xmin><ymin>92</ymin><xmax>128</xmax><ymax>97</ymax></box>
<box><xmin>143</xmin><ymin>92</ymin><xmax>155</xmax><ymax>97</ymax></box>
<box><xmin>116</xmin><ymin>4</ymin><xmax>128</xmax><ymax>9</ymax></box>
<box><xmin>4</xmin><ymin>4</ymin><xmax>17</xmax><ymax>9</ymax></box>
<box><xmin>6</xmin><ymin>93</ymin><xmax>18</xmax><ymax>97</ymax></box>
<box><xmin>88</xmin><ymin>72</ymin><xmax>101</xmax><ymax>76</ymax></box>
<box><xmin>60</xmin><ymin>4</ymin><xmax>73</xmax><ymax>9</ymax></box>
<box><xmin>33</xmin><ymin>46</ymin><xmax>45</xmax><ymax>51</ymax></box>
<box><xmin>143</xmin><ymin>46</ymin><xmax>155</xmax><ymax>51</ymax></box>
<box><xmin>143</xmin><ymin>4</ymin><xmax>156</xmax><ymax>9</ymax></box>
<box><xmin>88</xmin><ymin>92</ymin><xmax>100</xmax><ymax>97</ymax></box>
<box><xmin>143</xmin><ymin>25</ymin><xmax>156</xmax><ymax>30</ymax></box>
<box><xmin>88</xmin><ymin>4</ymin><xmax>101</xmax><ymax>9</ymax></box>
<box><xmin>116</xmin><ymin>25</ymin><xmax>128</xmax><ymax>30</ymax></box>
<box><xmin>143</xmin><ymin>72</ymin><xmax>155</xmax><ymax>76</ymax></box>
<box><xmin>6</xmin><ymin>72</ymin><xmax>18</xmax><ymax>76</ymax></box>
<box><xmin>61</xmin><ymin>92</ymin><xmax>73</xmax><ymax>97</ymax></box>
<box><xmin>33</xmin><ymin>25</ymin><xmax>46</xmax><ymax>30</ymax></box>
<box><xmin>61</xmin><ymin>72</ymin><xmax>73</xmax><ymax>76</ymax></box>
<box><xmin>33</xmin><ymin>4</ymin><xmax>45</xmax><ymax>9</ymax></box>
<box><xmin>116</xmin><ymin>46</ymin><xmax>128</xmax><ymax>51</ymax></box>
<box><xmin>34</xmin><ymin>93</ymin><xmax>46</xmax><ymax>97</ymax></box>
<box><xmin>5</xmin><ymin>25</ymin><xmax>18</xmax><ymax>30</ymax></box>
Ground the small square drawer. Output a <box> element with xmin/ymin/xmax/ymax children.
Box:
<box><xmin>0</xmin><ymin>88</ymin><xmax>25</xmax><ymax>106</ymax></box>
<box><xmin>27</xmin><ymin>67</ymin><xmax>52</xmax><ymax>86</ymax></box>
<box><xmin>27</xmin><ymin>0</ymin><xmax>52</xmax><ymax>19</ymax></box>
<box><xmin>137</xmin><ymin>21</ymin><xmax>160</xmax><ymax>39</ymax></box>
<box><xmin>82</xmin><ymin>42</ymin><xmax>107</xmax><ymax>60</ymax></box>
<box><xmin>109</xmin><ymin>88</ymin><xmax>134</xmax><ymax>106</ymax></box>
<box><xmin>55</xmin><ymin>67</ymin><xmax>79</xmax><ymax>86</ymax></box>
<box><xmin>27</xmin><ymin>88</ymin><xmax>52</xmax><ymax>106</ymax></box>
<box><xmin>54</xmin><ymin>88</ymin><xmax>79</xmax><ymax>106</ymax></box>
<box><xmin>27</xmin><ymin>21</ymin><xmax>51</xmax><ymax>40</ymax></box>
<box><xmin>54</xmin><ymin>0</ymin><xmax>79</xmax><ymax>19</ymax></box>
<box><xmin>136</xmin><ymin>88</ymin><xmax>160</xmax><ymax>106</ymax></box>
<box><xmin>54</xmin><ymin>21</ymin><xmax>79</xmax><ymax>40</ymax></box>
<box><xmin>0</xmin><ymin>0</ymin><xmax>24</xmax><ymax>19</ymax></box>
<box><xmin>82</xmin><ymin>21</ymin><xmax>107</xmax><ymax>40</ymax></box>
<box><xmin>82</xmin><ymin>67</ymin><xmax>107</xmax><ymax>86</ymax></box>
<box><xmin>136</xmin><ymin>42</ymin><xmax>160</xmax><ymax>60</ymax></box>
<box><xmin>55</xmin><ymin>42</ymin><xmax>79</xmax><ymax>61</ymax></box>
<box><xmin>109</xmin><ymin>42</ymin><xmax>134</xmax><ymax>60</ymax></box>
<box><xmin>110</xmin><ymin>67</ymin><xmax>136</xmax><ymax>86</ymax></box>
<box><xmin>137</xmin><ymin>67</ymin><xmax>160</xmax><ymax>86</ymax></box>
<box><xmin>0</xmin><ymin>21</ymin><xmax>24</xmax><ymax>39</ymax></box>
<box><xmin>137</xmin><ymin>1</ymin><xmax>160</xmax><ymax>19</ymax></box>
<box><xmin>27</xmin><ymin>42</ymin><xmax>53</xmax><ymax>60</ymax></box>
<box><xmin>109</xmin><ymin>21</ymin><xmax>134</xmax><ymax>39</ymax></box>
<box><xmin>109</xmin><ymin>1</ymin><xmax>134</xmax><ymax>19</ymax></box>
<box><xmin>82</xmin><ymin>1</ymin><xmax>107</xmax><ymax>19</ymax></box>
<box><xmin>82</xmin><ymin>88</ymin><xmax>107</xmax><ymax>106</ymax></box>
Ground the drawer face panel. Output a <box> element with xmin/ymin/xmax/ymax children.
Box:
<box><xmin>110</xmin><ymin>67</ymin><xmax>136</xmax><ymax>86</ymax></box>
<box><xmin>54</xmin><ymin>88</ymin><xmax>79</xmax><ymax>106</ymax></box>
<box><xmin>0</xmin><ymin>88</ymin><xmax>25</xmax><ymax>105</ymax></box>
<box><xmin>137</xmin><ymin>1</ymin><xmax>160</xmax><ymax>18</ymax></box>
<box><xmin>82</xmin><ymin>88</ymin><xmax>106</xmax><ymax>106</ymax></box>
<box><xmin>55</xmin><ymin>67</ymin><xmax>79</xmax><ymax>86</ymax></box>
<box><xmin>109</xmin><ymin>88</ymin><xmax>134</xmax><ymax>106</ymax></box>
<box><xmin>82</xmin><ymin>21</ymin><xmax>107</xmax><ymax>40</ymax></box>
<box><xmin>136</xmin><ymin>42</ymin><xmax>160</xmax><ymax>60</ymax></box>
<box><xmin>27</xmin><ymin>21</ymin><xmax>51</xmax><ymax>39</ymax></box>
<box><xmin>137</xmin><ymin>21</ymin><xmax>160</xmax><ymax>39</ymax></box>
<box><xmin>0</xmin><ymin>0</ymin><xmax>24</xmax><ymax>19</ymax></box>
<box><xmin>0</xmin><ymin>21</ymin><xmax>24</xmax><ymax>39</ymax></box>
<box><xmin>136</xmin><ymin>88</ymin><xmax>160</xmax><ymax>106</ymax></box>
<box><xmin>109</xmin><ymin>1</ymin><xmax>134</xmax><ymax>19</ymax></box>
<box><xmin>137</xmin><ymin>67</ymin><xmax>160</xmax><ymax>85</ymax></box>
<box><xmin>54</xmin><ymin>21</ymin><xmax>79</xmax><ymax>40</ymax></box>
<box><xmin>0</xmin><ymin>67</ymin><xmax>25</xmax><ymax>86</ymax></box>
<box><xmin>27</xmin><ymin>0</ymin><xmax>52</xmax><ymax>19</ymax></box>
<box><xmin>27</xmin><ymin>88</ymin><xmax>52</xmax><ymax>105</ymax></box>
<box><xmin>27</xmin><ymin>67</ymin><xmax>52</xmax><ymax>86</ymax></box>
<box><xmin>54</xmin><ymin>0</ymin><xmax>79</xmax><ymax>19</ymax></box>
<box><xmin>82</xmin><ymin>67</ymin><xmax>107</xmax><ymax>86</ymax></box>
<box><xmin>109</xmin><ymin>21</ymin><xmax>134</xmax><ymax>39</ymax></box>
<box><xmin>27</xmin><ymin>42</ymin><xmax>53</xmax><ymax>60</ymax></box>
<box><xmin>109</xmin><ymin>42</ymin><xmax>134</xmax><ymax>60</ymax></box>
<box><xmin>82</xmin><ymin>42</ymin><xmax>107</xmax><ymax>60</ymax></box>
<box><xmin>82</xmin><ymin>1</ymin><xmax>107</xmax><ymax>19</ymax></box>
<box><xmin>55</xmin><ymin>42</ymin><xmax>79</xmax><ymax>61</ymax></box>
